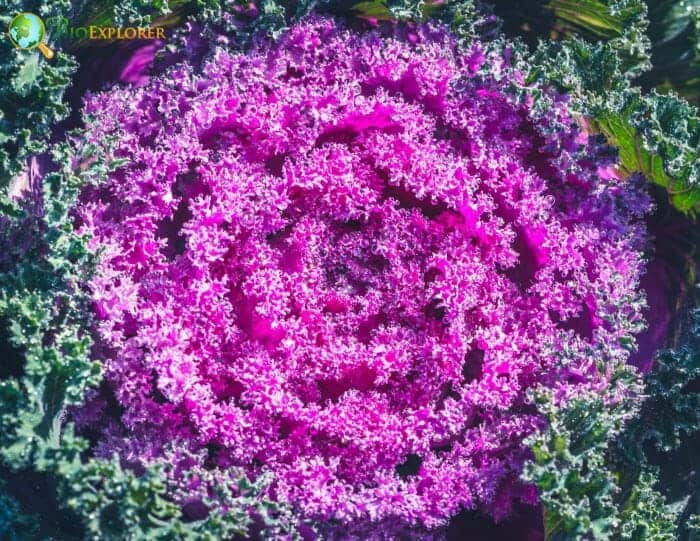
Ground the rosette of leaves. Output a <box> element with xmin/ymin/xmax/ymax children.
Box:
<box><xmin>0</xmin><ymin>1</ymin><xmax>698</xmax><ymax>538</ymax></box>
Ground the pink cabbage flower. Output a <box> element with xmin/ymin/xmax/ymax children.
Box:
<box><xmin>73</xmin><ymin>17</ymin><xmax>651</xmax><ymax>534</ymax></box>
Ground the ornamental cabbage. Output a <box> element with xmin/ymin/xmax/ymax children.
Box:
<box><xmin>73</xmin><ymin>17</ymin><xmax>651</xmax><ymax>534</ymax></box>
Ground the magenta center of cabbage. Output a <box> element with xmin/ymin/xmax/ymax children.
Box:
<box><xmin>76</xmin><ymin>18</ymin><xmax>650</xmax><ymax>528</ymax></box>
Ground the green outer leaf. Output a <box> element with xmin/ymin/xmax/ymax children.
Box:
<box><xmin>353</xmin><ymin>0</ymin><xmax>394</xmax><ymax>20</ymax></box>
<box><xmin>550</xmin><ymin>0</ymin><xmax>627</xmax><ymax>38</ymax></box>
<box><xmin>526</xmin><ymin>310</ymin><xmax>700</xmax><ymax>541</ymax></box>
<box><xmin>593</xmin><ymin>104</ymin><xmax>700</xmax><ymax>215</ymax></box>
<box><xmin>526</xmin><ymin>34</ymin><xmax>700</xmax><ymax>216</ymax></box>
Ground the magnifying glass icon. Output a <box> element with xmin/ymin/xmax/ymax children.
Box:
<box><xmin>7</xmin><ymin>13</ymin><xmax>55</xmax><ymax>59</ymax></box>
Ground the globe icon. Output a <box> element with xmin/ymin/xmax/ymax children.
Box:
<box><xmin>8</xmin><ymin>13</ymin><xmax>54</xmax><ymax>59</ymax></box>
